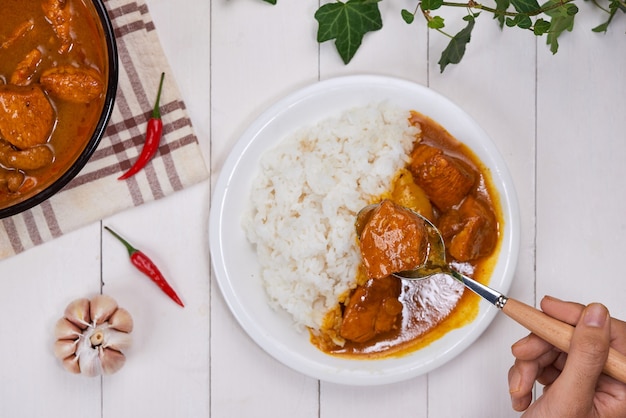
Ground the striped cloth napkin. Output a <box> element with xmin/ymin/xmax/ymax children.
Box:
<box><xmin>0</xmin><ymin>0</ymin><xmax>208</xmax><ymax>260</ymax></box>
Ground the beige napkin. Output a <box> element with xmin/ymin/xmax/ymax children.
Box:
<box><xmin>0</xmin><ymin>0</ymin><xmax>208</xmax><ymax>259</ymax></box>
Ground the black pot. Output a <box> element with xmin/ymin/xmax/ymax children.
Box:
<box><xmin>0</xmin><ymin>0</ymin><xmax>118</xmax><ymax>218</ymax></box>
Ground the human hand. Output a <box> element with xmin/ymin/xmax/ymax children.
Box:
<box><xmin>508</xmin><ymin>296</ymin><xmax>626</xmax><ymax>417</ymax></box>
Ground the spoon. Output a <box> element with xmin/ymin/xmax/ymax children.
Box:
<box><xmin>356</xmin><ymin>203</ymin><xmax>626</xmax><ymax>384</ymax></box>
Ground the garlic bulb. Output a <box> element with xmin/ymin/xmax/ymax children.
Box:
<box><xmin>54</xmin><ymin>295</ymin><xmax>133</xmax><ymax>376</ymax></box>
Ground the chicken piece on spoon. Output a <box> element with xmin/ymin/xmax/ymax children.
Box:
<box><xmin>358</xmin><ymin>199</ymin><xmax>430</xmax><ymax>280</ymax></box>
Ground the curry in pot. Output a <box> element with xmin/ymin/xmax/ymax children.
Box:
<box><xmin>312</xmin><ymin>112</ymin><xmax>502</xmax><ymax>357</ymax></box>
<box><xmin>0</xmin><ymin>0</ymin><xmax>109</xmax><ymax>208</ymax></box>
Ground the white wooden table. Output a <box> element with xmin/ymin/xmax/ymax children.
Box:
<box><xmin>1</xmin><ymin>1</ymin><xmax>625</xmax><ymax>416</ymax></box>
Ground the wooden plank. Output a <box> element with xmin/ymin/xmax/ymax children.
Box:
<box><xmin>427</xmin><ymin>10</ymin><xmax>537</xmax><ymax>417</ymax></box>
<box><xmin>100</xmin><ymin>0</ymin><xmax>211</xmax><ymax>416</ymax></box>
<box><xmin>318</xmin><ymin>4</ymin><xmax>430</xmax><ymax>417</ymax></box>
<box><xmin>536</xmin><ymin>12</ymin><xmax>626</xmax><ymax>313</ymax></box>
<box><xmin>209</xmin><ymin>1</ymin><xmax>321</xmax><ymax>417</ymax></box>
<box><xmin>101</xmin><ymin>186</ymin><xmax>210</xmax><ymax>417</ymax></box>
<box><xmin>0</xmin><ymin>226</ymin><xmax>101</xmax><ymax>417</ymax></box>
<box><xmin>320</xmin><ymin>380</ymin><xmax>428</xmax><ymax>418</ymax></box>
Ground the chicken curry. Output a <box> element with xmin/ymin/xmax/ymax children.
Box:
<box><xmin>0</xmin><ymin>0</ymin><xmax>109</xmax><ymax>208</ymax></box>
<box><xmin>312</xmin><ymin>111</ymin><xmax>501</xmax><ymax>357</ymax></box>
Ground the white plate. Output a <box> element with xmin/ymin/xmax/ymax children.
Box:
<box><xmin>209</xmin><ymin>75</ymin><xmax>520</xmax><ymax>385</ymax></box>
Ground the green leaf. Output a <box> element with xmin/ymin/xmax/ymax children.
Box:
<box><xmin>422</xmin><ymin>0</ymin><xmax>444</xmax><ymax>11</ymax></box>
<box><xmin>533</xmin><ymin>18</ymin><xmax>551</xmax><ymax>35</ymax></box>
<box><xmin>510</xmin><ymin>0</ymin><xmax>541</xmax><ymax>13</ymax></box>
<box><xmin>401</xmin><ymin>9</ymin><xmax>415</xmax><ymax>24</ymax></box>
<box><xmin>438</xmin><ymin>15</ymin><xmax>475</xmax><ymax>72</ymax></box>
<box><xmin>493</xmin><ymin>0</ymin><xmax>511</xmax><ymax>26</ymax></box>
<box><xmin>314</xmin><ymin>0</ymin><xmax>383</xmax><ymax>64</ymax></box>
<box><xmin>261</xmin><ymin>0</ymin><xmax>277</xmax><ymax>4</ymax></box>
<box><xmin>428</xmin><ymin>16</ymin><xmax>445</xmax><ymax>29</ymax></box>
<box><xmin>592</xmin><ymin>22</ymin><xmax>610</xmax><ymax>32</ymax></box>
<box><xmin>591</xmin><ymin>0</ymin><xmax>626</xmax><ymax>33</ymax></box>
<box><xmin>591</xmin><ymin>2</ymin><xmax>617</xmax><ymax>33</ymax></box>
<box><xmin>542</xmin><ymin>0</ymin><xmax>575</xmax><ymax>54</ymax></box>
<box><xmin>516</xmin><ymin>14</ymin><xmax>533</xmax><ymax>28</ymax></box>
<box><xmin>566</xmin><ymin>4</ymin><xmax>579</xmax><ymax>15</ymax></box>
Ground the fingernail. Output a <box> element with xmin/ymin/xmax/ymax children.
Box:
<box><xmin>543</xmin><ymin>295</ymin><xmax>561</xmax><ymax>302</ymax></box>
<box><xmin>511</xmin><ymin>335</ymin><xmax>530</xmax><ymax>351</ymax></box>
<box><xmin>583</xmin><ymin>303</ymin><xmax>608</xmax><ymax>328</ymax></box>
<box><xmin>509</xmin><ymin>368</ymin><xmax>521</xmax><ymax>393</ymax></box>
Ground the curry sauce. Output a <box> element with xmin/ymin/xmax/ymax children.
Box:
<box><xmin>311</xmin><ymin>111</ymin><xmax>502</xmax><ymax>358</ymax></box>
<box><xmin>0</xmin><ymin>0</ymin><xmax>109</xmax><ymax>207</ymax></box>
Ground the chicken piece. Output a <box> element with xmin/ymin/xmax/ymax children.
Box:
<box><xmin>408</xmin><ymin>144</ymin><xmax>476</xmax><ymax>211</ymax></box>
<box><xmin>42</xmin><ymin>0</ymin><xmax>73</xmax><ymax>54</ymax></box>
<box><xmin>359</xmin><ymin>200</ymin><xmax>429</xmax><ymax>279</ymax></box>
<box><xmin>40</xmin><ymin>65</ymin><xmax>105</xmax><ymax>103</ymax></box>
<box><xmin>339</xmin><ymin>276</ymin><xmax>403</xmax><ymax>343</ymax></box>
<box><xmin>0</xmin><ymin>85</ymin><xmax>55</xmax><ymax>149</ymax></box>
<box><xmin>0</xmin><ymin>167</ymin><xmax>25</xmax><ymax>193</ymax></box>
<box><xmin>1</xmin><ymin>19</ymin><xmax>35</xmax><ymax>50</ymax></box>
<box><xmin>438</xmin><ymin>195</ymin><xmax>498</xmax><ymax>262</ymax></box>
<box><xmin>10</xmin><ymin>49</ymin><xmax>43</xmax><ymax>86</ymax></box>
<box><xmin>0</xmin><ymin>140</ymin><xmax>54</xmax><ymax>171</ymax></box>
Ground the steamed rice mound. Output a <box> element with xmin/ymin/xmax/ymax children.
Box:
<box><xmin>243</xmin><ymin>103</ymin><xmax>420</xmax><ymax>331</ymax></box>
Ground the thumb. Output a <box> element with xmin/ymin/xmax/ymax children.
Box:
<box><xmin>551</xmin><ymin>303</ymin><xmax>611</xmax><ymax>411</ymax></box>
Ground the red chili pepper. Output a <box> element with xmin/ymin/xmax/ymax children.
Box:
<box><xmin>104</xmin><ymin>226</ymin><xmax>184</xmax><ymax>307</ymax></box>
<box><xmin>118</xmin><ymin>72</ymin><xmax>166</xmax><ymax>180</ymax></box>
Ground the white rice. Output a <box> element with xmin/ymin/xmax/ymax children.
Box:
<box><xmin>242</xmin><ymin>103</ymin><xmax>420</xmax><ymax>331</ymax></box>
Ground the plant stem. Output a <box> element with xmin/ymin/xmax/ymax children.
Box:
<box><xmin>591</xmin><ymin>0</ymin><xmax>611</xmax><ymax>13</ymax></box>
<box><xmin>439</xmin><ymin>0</ymin><xmax>577</xmax><ymax>17</ymax></box>
<box><xmin>421</xmin><ymin>7</ymin><xmax>455</xmax><ymax>38</ymax></box>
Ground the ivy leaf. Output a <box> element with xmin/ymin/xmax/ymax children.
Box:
<box><xmin>533</xmin><ymin>18</ymin><xmax>551</xmax><ymax>35</ymax></box>
<box><xmin>422</xmin><ymin>0</ymin><xmax>444</xmax><ymax>11</ymax></box>
<box><xmin>592</xmin><ymin>0</ymin><xmax>624</xmax><ymax>33</ymax></box>
<box><xmin>566</xmin><ymin>4</ymin><xmax>579</xmax><ymax>15</ymax></box>
<box><xmin>493</xmin><ymin>0</ymin><xmax>511</xmax><ymax>26</ymax></box>
<box><xmin>428</xmin><ymin>16</ymin><xmax>445</xmax><ymax>29</ymax></box>
<box><xmin>401</xmin><ymin>9</ymin><xmax>415</xmax><ymax>24</ymax></box>
<box><xmin>510</xmin><ymin>0</ymin><xmax>541</xmax><ymax>14</ymax></box>
<box><xmin>438</xmin><ymin>15</ymin><xmax>475</xmax><ymax>72</ymax></box>
<box><xmin>515</xmin><ymin>14</ymin><xmax>533</xmax><ymax>28</ymax></box>
<box><xmin>314</xmin><ymin>0</ymin><xmax>383</xmax><ymax>64</ymax></box>
<box><xmin>542</xmin><ymin>0</ymin><xmax>576</xmax><ymax>54</ymax></box>
<box><xmin>592</xmin><ymin>21</ymin><xmax>610</xmax><ymax>33</ymax></box>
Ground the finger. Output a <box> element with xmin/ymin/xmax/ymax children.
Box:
<box><xmin>509</xmin><ymin>359</ymin><xmax>537</xmax><ymax>394</ymax></box>
<box><xmin>543</xmin><ymin>296</ymin><xmax>626</xmax><ymax>355</ymax></box>
<box><xmin>537</xmin><ymin>363</ymin><xmax>562</xmax><ymax>386</ymax></box>
<box><xmin>509</xmin><ymin>365</ymin><xmax>533</xmax><ymax>411</ymax></box>
<box><xmin>610</xmin><ymin>317</ymin><xmax>626</xmax><ymax>354</ymax></box>
<box><xmin>552</xmin><ymin>350</ymin><xmax>567</xmax><ymax>372</ymax></box>
<box><xmin>509</xmin><ymin>349</ymin><xmax>562</xmax><ymax>400</ymax></box>
<box><xmin>511</xmin><ymin>333</ymin><xmax>556</xmax><ymax>361</ymax></box>
<box><xmin>540</xmin><ymin>295</ymin><xmax>585</xmax><ymax>326</ymax></box>
<box><xmin>550</xmin><ymin>303</ymin><xmax>611</xmax><ymax>414</ymax></box>
<box><xmin>509</xmin><ymin>346</ymin><xmax>560</xmax><ymax>394</ymax></box>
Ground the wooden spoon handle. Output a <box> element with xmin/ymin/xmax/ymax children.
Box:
<box><xmin>502</xmin><ymin>298</ymin><xmax>626</xmax><ymax>384</ymax></box>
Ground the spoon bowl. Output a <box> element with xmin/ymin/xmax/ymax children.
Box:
<box><xmin>355</xmin><ymin>203</ymin><xmax>446</xmax><ymax>279</ymax></box>
<box><xmin>355</xmin><ymin>202</ymin><xmax>626</xmax><ymax>384</ymax></box>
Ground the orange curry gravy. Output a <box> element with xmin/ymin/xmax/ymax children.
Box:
<box><xmin>0</xmin><ymin>0</ymin><xmax>109</xmax><ymax>207</ymax></box>
<box><xmin>311</xmin><ymin>111</ymin><xmax>503</xmax><ymax>358</ymax></box>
